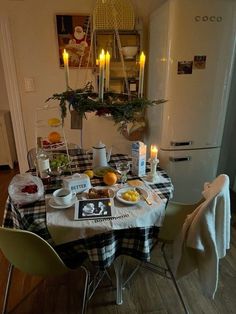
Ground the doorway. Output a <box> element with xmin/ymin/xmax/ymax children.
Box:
<box><xmin>0</xmin><ymin>17</ymin><xmax>28</xmax><ymax>173</ymax></box>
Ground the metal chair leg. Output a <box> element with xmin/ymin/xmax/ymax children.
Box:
<box><xmin>161</xmin><ymin>243</ymin><xmax>189</xmax><ymax>314</ymax></box>
<box><xmin>81</xmin><ymin>266</ymin><xmax>90</xmax><ymax>314</ymax></box>
<box><xmin>80</xmin><ymin>266</ymin><xmax>109</xmax><ymax>313</ymax></box>
<box><xmin>113</xmin><ymin>256</ymin><xmax>126</xmax><ymax>305</ymax></box>
<box><xmin>2</xmin><ymin>264</ymin><xmax>13</xmax><ymax>314</ymax></box>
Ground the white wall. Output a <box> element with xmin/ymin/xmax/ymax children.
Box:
<box><xmin>0</xmin><ymin>52</ymin><xmax>9</xmax><ymax>110</ymax></box>
<box><xmin>0</xmin><ymin>0</ymin><xmax>161</xmax><ymax>159</ymax></box>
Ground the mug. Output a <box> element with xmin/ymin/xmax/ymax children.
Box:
<box><xmin>52</xmin><ymin>188</ymin><xmax>74</xmax><ymax>206</ymax></box>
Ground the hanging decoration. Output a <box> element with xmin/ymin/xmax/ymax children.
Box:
<box><xmin>47</xmin><ymin>81</ymin><xmax>166</xmax><ymax>125</ymax></box>
<box><xmin>48</xmin><ymin>0</ymin><xmax>166</xmax><ymax>141</ymax></box>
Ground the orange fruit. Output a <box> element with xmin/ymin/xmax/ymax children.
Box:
<box><xmin>48</xmin><ymin>131</ymin><xmax>61</xmax><ymax>143</ymax></box>
<box><xmin>103</xmin><ymin>172</ymin><xmax>117</xmax><ymax>186</ymax></box>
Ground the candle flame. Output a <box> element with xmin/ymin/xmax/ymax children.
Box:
<box><xmin>62</xmin><ymin>49</ymin><xmax>69</xmax><ymax>65</ymax></box>
<box><xmin>150</xmin><ymin>145</ymin><xmax>158</xmax><ymax>159</ymax></box>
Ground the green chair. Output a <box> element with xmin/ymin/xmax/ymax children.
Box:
<box><xmin>141</xmin><ymin>174</ymin><xmax>230</xmax><ymax>314</ymax></box>
<box><xmin>141</xmin><ymin>201</ymin><xmax>200</xmax><ymax>314</ymax></box>
<box><xmin>0</xmin><ymin>227</ymin><xmax>106</xmax><ymax>314</ymax></box>
<box><xmin>116</xmin><ymin>201</ymin><xmax>199</xmax><ymax>311</ymax></box>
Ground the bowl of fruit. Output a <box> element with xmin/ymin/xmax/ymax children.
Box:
<box><xmin>49</xmin><ymin>153</ymin><xmax>71</xmax><ymax>176</ymax></box>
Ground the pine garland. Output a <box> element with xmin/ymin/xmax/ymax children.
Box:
<box><xmin>46</xmin><ymin>82</ymin><xmax>166</xmax><ymax>125</ymax></box>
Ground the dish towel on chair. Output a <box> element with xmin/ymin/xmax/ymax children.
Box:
<box><xmin>173</xmin><ymin>174</ymin><xmax>231</xmax><ymax>299</ymax></box>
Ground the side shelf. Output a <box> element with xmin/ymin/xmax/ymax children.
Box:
<box><xmin>93</xmin><ymin>30</ymin><xmax>141</xmax><ymax>93</ymax></box>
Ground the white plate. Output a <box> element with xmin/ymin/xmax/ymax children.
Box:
<box><xmin>82</xmin><ymin>186</ymin><xmax>115</xmax><ymax>200</ymax></box>
<box><xmin>49</xmin><ymin>195</ymin><xmax>77</xmax><ymax>209</ymax></box>
<box><xmin>116</xmin><ymin>187</ymin><xmax>148</xmax><ymax>205</ymax></box>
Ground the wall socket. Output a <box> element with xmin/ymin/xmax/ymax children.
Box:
<box><xmin>24</xmin><ymin>77</ymin><xmax>35</xmax><ymax>92</ymax></box>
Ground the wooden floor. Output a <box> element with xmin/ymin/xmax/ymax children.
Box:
<box><xmin>0</xmin><ymin>166</ymin><xmax>236</xmax><ymax>314</ymax></box>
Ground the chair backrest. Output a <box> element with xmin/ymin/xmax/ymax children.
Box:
<box><xmin>172</xmin><ymin>174</ymin><xmax>230</xmax><ymax>298</ymax></box>
<box><xmin>158</xmin><ymin>201</ymin><xmax>201</xmax><ymax>242</ymax></box>
<box><xmin>159</xmin><ymin>174</ymin><xmax>230</xmax><ymax>242</ymax></box>
<box><xmin>0</xmin><ymin>227</ymin><xmax>68</xmax><ymax>276</ymax></box>
<box><xmin>27</xmin><ymin>148</ymin><xmax>37</xmax><ymax>169</ymax></box>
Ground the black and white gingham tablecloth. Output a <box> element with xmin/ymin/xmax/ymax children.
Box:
<box><xmin>3</xmin><ymin>153</ymin><xmax>173</xmax><ymax>269</ymax></box>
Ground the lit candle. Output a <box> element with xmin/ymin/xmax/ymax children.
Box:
<box><xmin>105</xmin><ymin>51</ymin><xmax>110</xmax><ymax>91</ymax></box>
<box><xmin>150</xmin><ymin>145</ymin><xmax>158</xmax><ymax>160</ymax></box>
<box><xmin>138</xmin><ymin>51</ymin><xmax>146</xmax><ymax>98</ymax></box>
<box><xmin>98</xmin><ymin>49</ymin><xmax>105</xmax><ymax>101</ymax></box>
<box><xmin>62</xmin><ymin>49</ymin><xmax>69</xmax><ymax>89</ymax></box>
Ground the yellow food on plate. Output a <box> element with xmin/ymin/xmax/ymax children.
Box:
<box><xmin>122</xmin><ymin>189</ymin><xmax>140</xmax><ymax>202</ymax></box>
<box><xmin>84</xmin><ymin>170</ymin><xmax>94</xmax><ymax>179</ymax></box>
<box><xmin>48</xmin><ymin>118</ymin><xmax>61</xmax><ymax>127</ymax></box>
<box><xmin>103</xmin><ymin>172</ymin><xmax>117</xmax><ymax>186</ymax></box>
<box><xmin>48</xmin><ymin>131</ymin><xmax>61</xmax><ymax>143</ymax></box>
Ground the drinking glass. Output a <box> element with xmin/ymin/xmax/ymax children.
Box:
<box><xmin>116</xmin><ymin>160</ymin><xmax>130</xmax><ymax>185</ymax></box>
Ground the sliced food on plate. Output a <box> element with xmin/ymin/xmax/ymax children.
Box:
<box><xmin>85</xmin><ymin>187</ymin><xmax>115</xmax><ymax>199</ymax></box>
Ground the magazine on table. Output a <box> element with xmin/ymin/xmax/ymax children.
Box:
<box><xmin>74</xmin><ymin>198</ymin><xmax>114</xmax><ymax>220</ymax></box>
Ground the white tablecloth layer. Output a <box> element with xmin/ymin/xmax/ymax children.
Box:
<box><xmin>46</xmin><ymin>184</ymin><xmax>166</xmax><ymax>245</ymax></box>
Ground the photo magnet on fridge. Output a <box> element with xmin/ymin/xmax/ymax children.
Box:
<box><xmin>177</xmin><ymin>61</ymin><xmax>193</xmax><ymax>74</ymax></box>
<box><xmin>194</xmin><ymin>56</ymin><xmax>207</xmax><ymax>69</ymax></box>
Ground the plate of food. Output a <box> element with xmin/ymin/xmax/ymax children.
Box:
<box><xmin>116</xmin><ymin>187</ymin><xmax>148</xmax><ymax>205</ymax></box>
<box><xmin>82</xmin><ymin>187</ymin><xmax>115</xmax><ymax>199</ymax></box>
<box><xmin>93</xmin><ymin>166</ymin><xmax>116</xmax><ymax>178</ymax></box>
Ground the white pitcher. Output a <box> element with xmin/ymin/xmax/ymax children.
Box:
<box><xmin>92</xmin><ymin>141</ymin><xmax>112</xmax><ymax>169</ymax></box>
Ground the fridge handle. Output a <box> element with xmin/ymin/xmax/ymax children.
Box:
<box><xmin>169</xmin><ymin>156</ymin><xmax>191</xmax><ymax>162</ymax></box>
<box><xmin>170</xmin><ymin>141</ymin><xmax>193</xmax><ymax>146</ymax></box>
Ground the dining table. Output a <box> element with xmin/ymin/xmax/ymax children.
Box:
<box><xmin>3</xmin><ymin>152</ymin><xmax>174</xmax><ymax>305</ymax></box>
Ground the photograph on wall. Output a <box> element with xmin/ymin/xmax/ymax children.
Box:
<box><xmin>74</xmin><ymin>198</ymin><xmax>113</xmax><ymax>220</ymax></box>
<box><xmin>56</xmin><ymin>14</ymin><xmax>93</xmax><ymax>68</ymax></box>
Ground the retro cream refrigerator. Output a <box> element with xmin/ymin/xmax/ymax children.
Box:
<box><xmin>147</xmin><ymin>0</ymin><xmax>236</xmax><ymax>203</ymax></box>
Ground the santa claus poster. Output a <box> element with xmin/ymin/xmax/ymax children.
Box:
<box><xmin>56</xmin><ymin>15</ymin><xmax>93</xmax><ymax>68</ymax></box>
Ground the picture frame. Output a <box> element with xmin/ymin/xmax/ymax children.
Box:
<box><xmin>74</xmin><ymin>198</ymin><xmax>113</xmax><ymax>220</ymax></box>
<box><xmin>56</xmin><ymin>14</ymin><xmax>93</xmax><ymax>68</ymax></box>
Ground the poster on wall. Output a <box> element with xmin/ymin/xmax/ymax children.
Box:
<box><xmin>56</xmin><ymin>14</ymin><xmax>93</xmax><ymax>68</ymax></box>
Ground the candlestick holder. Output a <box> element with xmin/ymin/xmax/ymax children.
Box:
<box><xmin>143</xmin><ymin>158</ymin><xmax>161</xmax><ymax>184</ymax></box>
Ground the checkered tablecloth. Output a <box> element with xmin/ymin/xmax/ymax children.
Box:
<box><xmin>3</xmin><ymin>153</ymin><xmax>173</xmax><ymax>269</ymax></box>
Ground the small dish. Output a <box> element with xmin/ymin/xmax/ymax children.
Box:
<box><xmin>82</xmin><ymin>186</ymin><xmax>115</xmax><ymax>200</ymax></box>
<box><xmin>49</xmin><ymin>194</ymin><xmax>77</xmax><ymax>209</ymax></box>
<box><xmin>121</xmin><ymin>46</ymin><xmax>138</xmax><ymax>59</ymax></box>
<box><xmin>93</xmin><ymin>166</ymin><xmax>116</xmax><ymax>178</ymax></box>
<box><xmin>116</xmin><ymin>187</ymin><xmax>148</xmax><ymax>205</ymax></box>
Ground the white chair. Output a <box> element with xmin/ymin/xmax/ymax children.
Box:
<box><xmin>0</xmin><ymin>227</ymin><xmax>107</xmax><ymax>314</ymax></box>
<box><xmin>126</xmin><ymin>174</ymin><xmax>230</xmax><ymax>314</ymax></box>
<box><xmin>27</xmin><ymin>148</ymin><xmax>37</xmax><ymax>170</ymax></box>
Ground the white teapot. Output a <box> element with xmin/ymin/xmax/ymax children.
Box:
<box><xmin>92</xmin><ymin>141</ymin><xmax>112</xmax><ymax>169</ymax></box>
